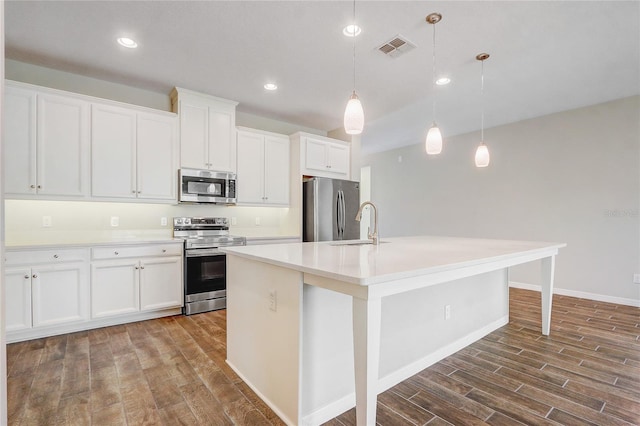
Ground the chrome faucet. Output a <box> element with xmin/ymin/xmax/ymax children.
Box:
<box><xmin>355</xmin><ymin>201</ymin><xmax>379</xmax><ymax>245</ymax></box>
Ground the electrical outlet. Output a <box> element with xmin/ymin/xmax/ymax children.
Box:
<box><xmin>444</xmin><ymin>304</ymin><xmax>451</xmax><ymax>320</ymax></box>
<box><xmin>231</xmin><ymin>217</ymin><xmax>237</xmax><ymax>225</ymax></box>
<box><xmin>42</xmin><ymin>216</ymin><xmax>52</xmax><ymax>228</ymax></box>
<box><xmin>634</xmin><ymin>274</ymin><xmax>640</xmax><ymax>284</ymax></box>
<box><xmin>110</xmin><ymin>216</ymin><xmax>119</xmax><ymax>227</ymax></box>
<box><xmin>255</xmin><ymin>217</ymin><xmax>261</xmax><ymax>226</ymax></box>
<box><xmin>269</xmin><ymin>289</ymin><xmax>277</xmax><ymax>311</ymax></box>
<box><xmin>160</xmin><ymin>217</ymin><xmax>168</xmax><ymax>226</ymax></box>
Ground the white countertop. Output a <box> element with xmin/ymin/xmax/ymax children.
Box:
<box><xmin>4</xmin><ymin>230</ymin><xmax>181</xmax><ymax>250</ymax></box>
<box><xmin>222</xmin><ymin>236</ymin><xmax>566</xmax><ymax>285</ymax></box>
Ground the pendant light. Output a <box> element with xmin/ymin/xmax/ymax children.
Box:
<box><xmin>425</xmin><ymin>13</ymin><xmax>443</xmax><ymax>155</ymax></box>
<box><xmin>344</xmin><ymin>0</ymin><xmax>364</xmax><ymax>135</ymax></box>
<box><xmin>475</xmin><ymin>53</ymin><xmax>490</xmax><ymax>168</ymax></box>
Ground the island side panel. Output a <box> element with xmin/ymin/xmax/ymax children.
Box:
<box><xmin>300</xmin><ymin>269</ymin><xmax>509</xmax><ymax>425</ymax></box>
<box><xmin>226</xmin><ymin>254</ymin><xmax>304</xmax><ymax>425</ymax></box>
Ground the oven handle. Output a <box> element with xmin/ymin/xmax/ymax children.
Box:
<box><xmin>185</xmin><ymin>249</ymin><xmax>226</xmax><ymax>258</ymax></box>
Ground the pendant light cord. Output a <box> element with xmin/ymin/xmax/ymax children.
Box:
<box><xmin>481</xmin><ymin>59</ymin><xmax>485</xmax><ymax>143</ymax></box>
<box><xmin>352</xmin><ymin>0</ymin><xmax>356</xmax><ymax>93</ymax></box>
<box><xmin>432</xmin><ymin>21</ymin><xmax>437</xmax><ymax>122</ymax></box>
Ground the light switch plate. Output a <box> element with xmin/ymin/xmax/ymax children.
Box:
<box><xmin>42</xmin><ymin>216</ymin><xmax>52</xmax><ymax>227</ymax></box>
<box><xmin>160</xmin><ymin>217</ymin><xmax>168</xmax><ymax>226</ymax></box>
<box><xmin>110</xmin><ymin>216</ymin><xmax>119</xmax><ymax>227</ymax></box>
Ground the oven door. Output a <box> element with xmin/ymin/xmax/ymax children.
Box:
<box><xmin>184</xmin><ymin>248</ymin><xmax>226</xmax><ymax>303</ymax></box>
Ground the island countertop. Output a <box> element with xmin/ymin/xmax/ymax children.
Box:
<box><xmin>222</xmin><ymin>235</ymin><xmax>566</xmax><ymax>286</ymax></box>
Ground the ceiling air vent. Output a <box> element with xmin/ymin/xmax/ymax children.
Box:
<box><xmin>377</xmin><ymin>34</ymin><xmax>416</xmax><ymax>58</ymax></box>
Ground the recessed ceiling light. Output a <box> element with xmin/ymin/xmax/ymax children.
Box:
<box><xmin>117</xmin><ymin>37</ymin><xmax>138</xmax><ymax>48</ymax></box>
<box><xmin>436</xmin><ymin>77</ymin><xmax>451</xmax><ymax>86</ymax></box>
<box><xmin>343</xmin><ymin>24</ymin><xmax>361</xmax><ymax>37</ymax></box>
<box><xmin>264</xmin><ymin>83</ymin><xmax>278</xmax><ymax>91</ymax></box>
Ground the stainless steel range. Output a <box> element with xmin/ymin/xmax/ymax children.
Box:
<box><xmin>173</xmin><ymin>217</ymin><xmax>246</xmax><ymax>315</ymax></box>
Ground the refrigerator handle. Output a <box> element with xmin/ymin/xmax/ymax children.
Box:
<box><xmin>313</xmin><ymin>179</ymin><xmax>319</xmax><ymax>241</ymax></box>
<box><xmin>340</xmin><ymin>190</ymin><xmax>346</xmax><ymax>238</ymax></box>
<box><xmin>336</xmin><ymin>189</ymin><xmax>341</xmax><ymax>238</ymax></box>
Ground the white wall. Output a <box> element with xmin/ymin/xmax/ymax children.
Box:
<box><xmin>0</xmin><ymin>1</ymin><xmax>7</xmax><ymax>423</ymax></box>
<box><xmin>362</xmin><ymin>96</ymin><xmax>640</xmax><ymax>305</ymax></box>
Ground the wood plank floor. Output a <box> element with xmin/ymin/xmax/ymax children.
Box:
<box><xmin>7</xmin><ymin>288</ymin><xmax>640</xmax><ymax>425</ymax></box>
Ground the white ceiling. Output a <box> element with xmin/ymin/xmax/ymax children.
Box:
<box><xmin>5</xmin><ymin>1</ymin><xmax>640</xmax><ymax>155</ymax></box>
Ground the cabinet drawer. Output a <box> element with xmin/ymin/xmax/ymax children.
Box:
<box><xmin>5</xmin><ymin>248</ymin><xmax>89</xmax><ymax>265</ymax></box>
<box><xmin>92</xmin><ymin>243</ymin><xmax>183</xmax><ymax>260</ymax></box>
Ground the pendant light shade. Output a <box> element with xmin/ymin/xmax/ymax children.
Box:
<box><xmin>344</xmin><ymin>91</ymin><xmax>364</xmax><ymax>135</ymax></box>
<box><xmin>425</xmin><ymin>123</ymin><xmax>443</xmax><ymax>154</ymax></box>
<box><xmin>475</xmin><ymin>143</ymin><xmax>490</xmax><ymax>167</ymax></box>
<box><xmin>344</xmin><ymin>0</ymin><xmax>364</xmax><ymax>135</ymax></box>
<box><xmin>475</xmin><ymin>53</ymin><xmax>491</xmax><ymax>168</ymax></box>
<box><xmin>425</xmin><ymin>13</ymin><xmax>443</xmax><ymax>155</ymax></box>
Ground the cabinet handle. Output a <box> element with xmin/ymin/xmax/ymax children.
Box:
<box><xmin>53</xmin><ymin>254</ymin><xmax>59</xmax><ymax>259</ymax></box>
<box><xmin>37</xmin><ymin>185</ymin><xmax>42</xmax><ymax>189</ymax></box>
<box><xmin>137</xmin><ymin>191</ymin><xmax>141</xmax><ymax>194</ymax></box>
<box><xmin>32</xmin><ymin>274</ymin><xmax>38</xmax><ymax>278</ymax></box>
<box><xmin>24</xmin><ymin>275</ymin><xmax>29</xmax><ymax>279</ymax></box>
<box><xmin>135</xmin><ymin>266</ymin><xmax>139</xmax><ymax>270</ymax></box>
<box><xmin>132</xmin><ymin>190</ymin><xmax>136</xmax><ymax>194</ymax></box>
<box><xmin>140</xmin><ymin>266</ymin><xmax>145</xmax><ymax>270</ymax></box>
<box><xmin>162</xmin><ymin>249</ymin><xmax>167</xmax><ymax>253</ymax></box>
<box><xmin>30</xmin><ymin>184</ymin><xmax>36</xmax><ymax>189</ymax></box>
<box><xmin>114</xmin><ymin>251</ymin><xmax>119</xmax><ymax>255</ymax></box>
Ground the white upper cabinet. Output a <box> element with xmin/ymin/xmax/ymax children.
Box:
<box><xmin>91</xmin><ymin>104</ymin><xmax>137</xmax><ymax>199</ymax></box>
<box><xmin>171</xmin><ymin>87</ymin><xmax>238</xmax><ymax>173</ymax></box>
<box><xmin>4</xmin><ymin>83</ymin><xmax>90</xmax><ymax>198</ymax></box>
<box><xmin>137</xmin><ymin>113</ymin><xmax>178</xmax><ymax>200</ymax></box>
<box><xmin>91</xmin><ymin>103</ymin><xmax>178</xmax><ymax>202</ymax></box>
<box><xmin>237</xmin><ymin>128</ymin><xmax>290</xmax><ymax>206</ymax></box>
<box><xmin>293</xmin><ymin>133</ymin><xmax>351</xmax><ymax>179</ymax></box>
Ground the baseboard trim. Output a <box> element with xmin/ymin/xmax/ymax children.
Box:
<box><xmin>301</xmin><ymin>315</ymin><xmax>509</xmax><ymax>426</ymax></box>
<box><xmin>509</xmin><ymin>281</ymin><xmax>640</xmax><ymax>308</ymax></box>
<box><xmin>6</xmin><ymin>307</ymin><xmax>182</xmax><ymax>343</ymax></box>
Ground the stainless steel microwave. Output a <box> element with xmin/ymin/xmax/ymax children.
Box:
<box><xmin>179</xmin><ymin>168</ymin><xmax>237</xmax><ymax>204</ymax></box>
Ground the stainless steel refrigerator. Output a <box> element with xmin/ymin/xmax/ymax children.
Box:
<box><xmin>303</xmin><ymin>177</ymin><xmax>360</xmax><ymax>242</ymax></box>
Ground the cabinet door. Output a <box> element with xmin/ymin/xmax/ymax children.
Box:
<box><xmin>327</xmin><ymin>143</ymin><xmax>350</xmax><ymax>176</ymax></box>
<box><xmin>304</xmin><ymin>138</ymin><xmax>328</xmax><ymax>172</ymax></box>
<box><xmin>179</xmin><ymin>102</ymin><xmax>209</xmax><ymax>169</ymax></box>
<box><xmin>5</xmin><ymin>267</ymin><xmax>32</xmax><ymax>332</ymax></box>
<box><xmin>264</xmin><ymin>136</ymin><xmax>290</xmax><ymax>205</ymax></box>
<box><xmin>91</xmin><ymin>260</ymin><xmax>140</xmax><ymax>318</ymax></box>
<box><xmin>31</xmin><ymin>262</ymin><xmax>89</xmax><ymax>327</ymax></box>
<box><xmin>139</xmin><ymin>256</ymin><xmax>183</xmax><ymax>311</ymax></box>
<box><xmin>91</xmin><ymin>104</ymin><xmax>137</xmax><ymax>198</ymax></box>
<box><xmin>236</xmin><ymin>131</ymin><xmax>265</xmax><ymax>204</ymax></box>
<box><xmin>208</xmin><ymin>108</ymin><xmax>235</xmax><ymax>172</ymax></box>
<box><xmin>37</xmin><ymin>93</ymin><xmax>89</xmax><ymax>197</ymax></box>
<box><xmin>137</xmin><ymin>113</ymin><xmax>177</xmax><ymax>200</ymax></box>
<box><xmin>3</xmin><ymin>86</ymin><xmax>37</xmax><ymax>195</ymax></box>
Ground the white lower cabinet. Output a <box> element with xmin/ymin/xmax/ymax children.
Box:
<box><xmin>91</xmin><ymin>244</ymin><xmax>183</xmax><ymax>319</ymax></box>
<box><xmin>91</xmin><ymin>259</ymin><xmax>140</xmax><ymax>318</ymax></box>
<box><xmin>4</xmin><ymin>249</ymin><xmax>90</xmax><ymax>333</ymax></box>
<box><xmin>5</xmin><ymin>267</ymin><xmax>33</xmax><ymax>332</ymax></box>
<box><xmin>4</xmin><ymin>242</ymin><xmax>183</xmax><ymax>343</ymax></box>
<box><xmin>139</xmin><ymin>256</ymin><xmax>183</xmax><ymax>311</ymax></box>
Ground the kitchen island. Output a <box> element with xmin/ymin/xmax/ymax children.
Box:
<box><xmin>223</xmin><ymin>236</ymin><xmax>565</xmax><ymax>426</ymax></box>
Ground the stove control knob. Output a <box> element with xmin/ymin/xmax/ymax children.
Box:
<box><xmin>176</xmin><ymin>218</ymin><xmax>183</xmax><ymax>225</ymax></box>
<box><xmin>185</xmin><ymin>218</ymin><xmax>191</xmax><ymax>225</ymax></box>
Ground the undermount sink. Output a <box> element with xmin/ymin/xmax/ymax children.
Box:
<box><xmin>329</xmin><ymin>240</ymin><xmax>389</xmax><ymax>246</ymax></box>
